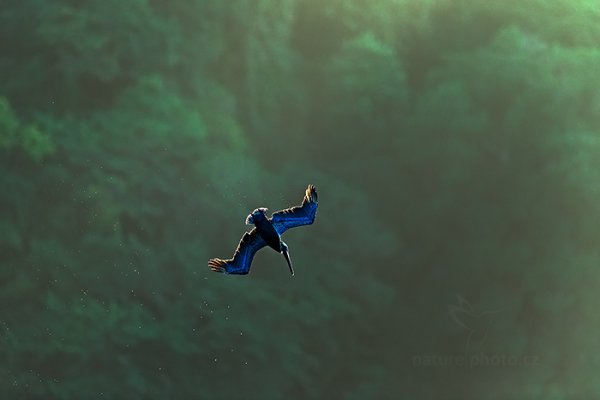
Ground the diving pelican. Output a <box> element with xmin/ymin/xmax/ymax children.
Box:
<box><xmin>208</xmin><ymin>184</ymin><xmax>318</xmax><ymax>276</ymax></box>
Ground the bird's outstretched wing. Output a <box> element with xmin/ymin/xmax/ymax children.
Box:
<box><xmin>270</xmin><ymin>184</ymin><xmax>318</xmax><ymax>235</ymax></box>
<box><xmin>208</xmin><ymin>228</ymin><xmax>267</xmax><ymax>274</ymax></box>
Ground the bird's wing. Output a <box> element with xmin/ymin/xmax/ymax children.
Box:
<box><xmin>270</xmin><ymin>184</ymin><xmax>318</xmax><ymax>235</ymax></box>
<box><xmin>208</xmin><ymin>228</ymin><xmax>267</xmax><ymax>274</ymax></box>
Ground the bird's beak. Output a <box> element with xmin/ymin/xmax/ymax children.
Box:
<box><xmin>282</xmin><ymin>248</ymin><xmax>294</xmax><ymax>276</ymax></box>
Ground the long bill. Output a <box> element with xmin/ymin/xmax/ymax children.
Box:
<box><xmin>282</xmin><ymin>248</ymin><xmax>294</xmax><ymax>276</ymax></box>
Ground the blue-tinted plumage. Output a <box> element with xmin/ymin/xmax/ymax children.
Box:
<box><xmin>208</xmin><ymin>185</ymin><xmax>318</xmax><ymax>276</ymax></box>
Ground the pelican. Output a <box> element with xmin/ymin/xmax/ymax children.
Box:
<box><xmin>208</xmin><ymin>184</ymin><xmax>318</xmax><ymax>275</ymax></box>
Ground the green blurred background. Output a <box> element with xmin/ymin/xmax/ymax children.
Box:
<box><xmin>1</xmin><ymin>0</ymin><xmax>599</xmax><ymax>398</ymax></box>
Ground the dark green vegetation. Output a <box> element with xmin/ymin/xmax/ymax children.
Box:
<box><xmin>1</xmin><ymin>1</ymin><xmax>599</xmax><ymax>398</ymax></box>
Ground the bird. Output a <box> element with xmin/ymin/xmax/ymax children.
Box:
<box><xmin>208</xmin><ymin>184</ymin><xmax>318</xmax><ymax>276</ymax></box>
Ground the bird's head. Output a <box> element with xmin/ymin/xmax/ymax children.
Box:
<box><xmin>245</xmin><ymin>207</ymin><xmax>268</xmax><ymax>225</ymax></box>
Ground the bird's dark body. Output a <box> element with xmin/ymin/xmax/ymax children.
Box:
<box><xmin>252</xmin><ymin>214</ymin><xmax>282</xmax><ymax>252</ymax></box>
<box><xmin>208</xmin><ymin>184</ymin><xmax>318</xmax><ymax>276</ymax></box>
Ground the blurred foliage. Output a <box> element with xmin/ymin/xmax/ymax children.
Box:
<box><xmin>1</xmin><ymin>0</ymin><xmax>599</xmax><ymax>398</ymax></box>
